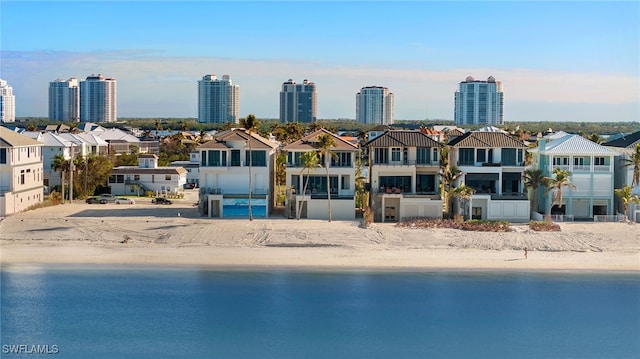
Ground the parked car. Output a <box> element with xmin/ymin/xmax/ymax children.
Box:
<box><xmin>86</xmin><ymin>197</ymin><xmax>106</xmax><ymax>204</ymax></box>
<box><xmin>99</xmin><ymin>193</ymin><xmax>117</xmax><ymax>203</ymax></box>
<box><xmin>183</xmin><ymin>183</ymin><xmax>197</xmax><ymax>189</ymax></box>
<box><xmin>152</xmin><ymin>197</ymin><xmax>172</xmax><ymax>205</ymax></box>
<box><xmin>115</xmin><ymin>197</ymin><xmax>136</xmax><ymax>205</ymax></box>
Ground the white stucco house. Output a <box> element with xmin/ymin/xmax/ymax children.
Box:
<box><xmin>198</xmin><ymin>128</ymin><xmax>279</xmax><ymax>218</ymax></box>
<box><xmin>108</xmin><ymin>154</ymin><xmax>187</xmax><ymax>196</ymax></box>
<box><xmin>365</xmin><ymin>129</ymin><xmax>442</xmax><ymax>222</ymax></box>
<box><xmin>448</xmin><ymin>131</ymin><xmax>530</xmax><ymax>222</ymax></box>
<box><xmin>0</xmin><ymin>126</ymin><xmax>44</xmax><ymax>216</ymax></box>
<box><xmin>22</xmin><ymin>131</ymin><xmax>73</xmax><ymax>188</ymax></box>
<box><xmin>284</xmin><ymin>129</ymin><xmax>359</xmax><ymax>221</ymax></box>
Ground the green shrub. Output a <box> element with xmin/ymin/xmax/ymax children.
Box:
<box><xmin>529</xmin><ymin>221</ymin><xmax>561</xmax><ymax>232</ymax></box>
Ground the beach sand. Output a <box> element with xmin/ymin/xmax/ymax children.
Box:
<box><xmin>1</xmin><ymin>195</ymin><xmax>639</xmax><ymax>271</ymax></box>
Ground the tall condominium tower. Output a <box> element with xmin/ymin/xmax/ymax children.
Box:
<box><xmin>454</xmin><ymin>76</ymin><xmax>504</xmax><ymax>126</ymax></box>
<box><xmin>198</xmin><ymin>74</ymin><xmax>239</xmax><ymax>124</ymax></box>
<box><xmin>79</xmin><ymin>74</ymin><xmax>117</xmax><ymax>123</ymax></box>
<box><xmin>356</xmin><ymin>86</ymin><xmax>394</xmax><ymax>125</ymax></box>
<box><xmin>279</xmin><ymin>79</ymin><xmax>317</xmax><ymax>123</ymax></box>
<box><xmin>49</xmin><ymin>78</ymin><xmax>80</xmax><ymax>122</ymax></box>
<box><xmin>0</xmin><ymin>79</ymin><xmax>16</xmax><ymax>123</ymax></box>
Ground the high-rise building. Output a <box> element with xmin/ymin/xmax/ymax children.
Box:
<box><xmin>454</xmin><ymin>76</ymin><xmax>504</xmax><ymax>126</ymax></box>
<box><xmin>49</xmin><ymin>78</ymin><xmax>79</xmax><ymax>122</ymax></box>
<box><xmin>198</xmin><ymin>74</ymin><xmax>239</xmax><ymax>124</ymax></box>
<box><xmin>80</xmin><ymin>74</ymin><xmax>117</xmax><ymax>123</ymax></box>
<box><xmin>279</xmin><ymin>79</ymin><xmax>317</xmax><ymax>123</ymax></box>
<box><xmin>0</xmin><ymin>79</ymin><xmax>16</xmax><ymax>123</ymax></box>
<box><xmin>356</xmin><ymin>86</ymin><xmax>394</xmax><ymax>125</ymax></box>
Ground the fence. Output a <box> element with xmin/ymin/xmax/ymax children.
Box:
<box><xmin>593</xmin><ymin>214</ymin><xmax>626</xmax><ymax>222</ymax></box>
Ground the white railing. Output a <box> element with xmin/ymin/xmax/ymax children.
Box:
<box><xmin>550</xmin><ymin>214</ymin><xmax>574</xmax><ymax>222</ymax></box>
<box><xmin>593</xmin><ymin>165</ymin><xmax>610</xmax><ymax>172</ymax></box>
<box><xmin>593</xmin><ymin>214</ymin><xmax>625</xmax><ymax>222</ymax></box>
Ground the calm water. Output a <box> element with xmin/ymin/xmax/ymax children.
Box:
<box><xmin>1</xmin><ymin>266</ymin><xmax>639</xmax><ymax>358</ymax></box>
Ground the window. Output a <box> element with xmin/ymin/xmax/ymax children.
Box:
<box><xmin>432</xmin><ymin>148</ymin><xmax>439</xmax><ymax>163</ymax></box>
<box><xmin>501</xmin><ymin>148</ymin><xmax>516</xmax><ymax>166</ymax></box>
<box><xmin>0</xmin><ymin>148</ymin><xmax>7</xmax><ymax>164</ymax></box>
<box><xmin>165</xmin><ymin>175</ymin><xmax>171</xmax><ymax>181</ymax></box>
<box><xmin>574</xmin><ymin>157</ymin><xmax>584</xmax><ymax>166</ymax></box>
<box><xmin>331</xmin><ymin>152</ymin><xmax>352</xmax><ymax>167</ymax></box>
<box><xmin>246</xmin><ymin>150</ymin><xmax>266</xmax><ymax>167</ymax></box>
<box><xmin>231</xmin><ymin>150</ymin><xmax>241</xmax><ymax>166</ymax></box>
<box><xmin>374</xmin><ymin>148</ymin><xmax>388</xmax><ymax>164</ymax></box>
<box><xmin>553</xmin><ymin>157</ymin><xmax>569</xmax><ymax>166</ymax></box>
<box><xmin>201</xmin><ymin>151</ymin><xmax>207</xmax><ymax>166</ymax></box>
<box><xmin>341</xmin><ymin>175</ymin><xmax>350</xmax><ymax>190</ymax></box>
<box><xmin>416</xmin><ymin>148</ymin><xmax>431</xmax><ymax>164</ymax></box>
<box><xmin>20</xmin><ymin>170</ymin><xmax>25</xmax><ymax>185</ymax></box>
<box><xmin>594</xmin><ymin>157</ymin><xmax>605</xmax><ymax>166</ymax></box>
<box><xmin>134</xmin><ymin>175</ymin><xmax>140</xmax><ymax>181</ymax></box>
<box><xmin>477</xmin><ymin>149</ymin><xmax>486</xmax><ymax>163</ymax></box>
<box><xmin>459</xmin><ymin>148</ymin><xmax>475</xmax><ymax>165</ymax></box>
<box><xmin>391</xmin><ymin>148</ymin><xmax>401</xmax><ymax>162</ymax></box>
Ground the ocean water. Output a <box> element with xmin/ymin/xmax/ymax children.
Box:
<box><xmin>1</xmin><ymin>267</ymin><xmax>639</xmax><ymax>358</ymax></box>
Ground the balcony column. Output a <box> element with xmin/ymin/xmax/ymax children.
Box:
<box><xmin>497</xmin><ymin>172</ymin><xmax>502</xmax><ymax>195</ymax></box>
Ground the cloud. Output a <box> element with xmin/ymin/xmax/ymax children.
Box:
<box><xmin>1</xmin><ymin>50</ymin><xmax>638</xmax><ymax>122</ymax></box>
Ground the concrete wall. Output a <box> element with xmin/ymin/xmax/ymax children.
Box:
<box><xmin>296</xmin><ymin>196</ymin><xmax>355</xmax><ymax>221</ymax></box>
<box><xmin>486</xmin><ymin>199</ymin><xmax>530</xmax><ymax>222</ymax></box>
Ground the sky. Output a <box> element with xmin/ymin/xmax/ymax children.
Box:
<box><xmin>1</xmin><ymin>0</ymin><xmax>639</xmax><ymax>122</ymax></box>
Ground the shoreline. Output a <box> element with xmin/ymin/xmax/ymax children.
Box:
<box><xmin>1</xmin><ymin>201</ymin><xmax>639</xmax><ymax>272</ymax></box>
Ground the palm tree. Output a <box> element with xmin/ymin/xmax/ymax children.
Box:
<box><xmin>451</xmin><ymin>183</ymin><xmax>475</xmax><ymax>220</ymax></box>
<box><xmin>297</xmin><ymin>151</ymin><xmax>320</xmax><ymax>220</ymax></box>
<box><xmin>523</xmin><ymin>168</ymin><xmax>547</xmax><ymax>215</ymax></box>
<box><xmin>51</xmin><ymin>154</ymin><xmax>68</xmax><ymax>203</ymax></box>
<box><xmin>441</xmin><ymin>165</ymin><xmax>463</xmax><ymax>218</ymax></box>
<box><xmin>317</xmin><ymin>132</ymin><xmax>337</xmax><ymax>222</ymax></box>
<box><xmin>614</xmin><ymin>185</ymin><xmax>640</xmax><ymax>222</ymax></box>
<box><xmin>544</xmin><ymin>167</ymin><xmax>576</xmax><ymax>218</ymax></box>
<box><xmin>240</xmin><ymin>114</ymin><xmax>259</xmax><ymax>221</ymax></box>
<box><xmin>621</xmin><ymin>143</ymin><xmax>640</xmax><ymax>187</ymax></box>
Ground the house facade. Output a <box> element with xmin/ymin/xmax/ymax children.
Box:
<box><xmin>448</xmin><ymin>131</ymin><xmax>530</xmax><ymax>222</ymax></box>
<box><xmin>602</xmin><ymin>130</ymin><xmax>640</xmax><ymax>222</ymax></box>
<box><xmin>530</xmin><ymin>132</ymin><xmax>618</xmax><ymax>220</ymax></box>
<box><xmin>108</xmin><ymin>154</ymin><xmax>187</xmax><ymax>196</ymax></box>
<box><xmin>283</xmin><ymin>129</ymin><xmax>359</xmax><ymax>220</ymax></box>
<box><xmin>365</xmin><ymin>130</ymin><xmax>442</xmax><ymax>222</ymax></box>
<box><xmin>198</xmin><ymin>129</ymin><xmax>279</xmax><ymax>218</ymax></box>
<box><xmin>23</xmin><ymin>131</ymin><xmax>73</xmax><ymax>188</ymax></box>
<box><xmin>0</xmin><ymin>127</ymin><xmax>44</xmax><ymax>216</ymax></box>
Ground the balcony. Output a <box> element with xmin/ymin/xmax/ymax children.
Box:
<box><xmin>489</xmin><ymin>193</ymin><xmax>528</xmax><ymax>201</ymax></box>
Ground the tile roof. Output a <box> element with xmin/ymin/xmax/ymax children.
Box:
<box><xmin>602</xmin><ymin>131</ymin><xmax>640</xmax><ymax>149</ymax></box>
<box><xmin>197</xmin><ymin>129</ymin><xmax>278</xmax><ymax>150</ymax></box>
<box><xmin>365</xmin><ymin>130</ymin><xmax>441</xmax><ymax>148</ymax></box>
<box><xmin>448</xmin><ymin>131</ymin><xmax>527</xmax><ymax>148</ymax></box>
<box><xmin>539</xmin><ymin>134</ymin><xmax>619</xmax><ymax>155</ymax></box>
<box><xmin>284</xmin><ymin>129</ymin><xmax>359</xmax><ymax>151</ymax></box>
<box><xmin>0</xmin><ymin>126</ymin><xmax>43</xmax><ymax>147</ymax></box>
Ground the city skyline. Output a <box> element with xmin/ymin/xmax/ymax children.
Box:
<box><xmin>1</xmin><ymin>1</ymin><xmax>638</xmax><ymax>122</ymax></box>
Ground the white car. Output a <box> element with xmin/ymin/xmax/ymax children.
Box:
<box><xmin>114</xmin><ymin>197</ymin><xmax>135</xmax><ymax>205</ymax></box>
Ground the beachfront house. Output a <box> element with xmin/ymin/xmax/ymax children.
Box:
<box><xmin>448</xmin><ymin>131</ymin><xmax>530</xmax><ymax>222</ymax></box>
<box><xmin>603</xmin><ymin>130</ymin><xmax>640</xmax><ymax>222</ymax></box>
<box><xmin>529</xmin><ymin>132</ymin><xmax>618</xmax><ymax>221</ymax></box>
<box><xmin>197</xmin><ymin>128</ymin><xmax>279</xmax><ymax>218</ymax></box>
<box><xmin>365</xmin><ymin>130</ymin><xmax>442</xmax><ymax>222</ymax></box>
<box><xmin>169</xmin><ymin>151</ymin><xmax>200</xmax><ymax>188</ymax></box>
<box><xmin>22</xmin><ymin>131</ymin><xmax>73</xmax><ymax>189</ymax></box>
<box><xmin>108</xmin><ymin>154</ymin><xmax>187</xmax><ymax>196</ymax></box>
<box><xmin>283</xmin><ymin>129</ymin><xmax>359</xmax><ymax>220</ymax></box>
<box><xmin>0</xmin><ymin>126</ymin><xmax>44</xmax><ymax>216</ymax></box>
<box><xmin>59</xmin><ymin>132</ymin><xmax>109</xmax><ymax>157</ymax></box>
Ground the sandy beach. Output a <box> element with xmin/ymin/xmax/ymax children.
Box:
<box><xmin>1</xmin><ymin>193</ymin><xmax>638</xmax><ymax>271</ymax></box>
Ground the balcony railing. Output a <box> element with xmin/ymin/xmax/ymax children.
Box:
<box><xmin>490</xmin><ymin>193</ymin><xmax>528</xmax><ymax>200</ymax></box>
<box><xmin>200</xmin><ymin>187</ymin><xmax>267</xmax><ymax>196</ymax></box>
<box><xmin>372</xmin><ymin>160</ymin><xmax>437</xmax><ymax>167</ymax></box>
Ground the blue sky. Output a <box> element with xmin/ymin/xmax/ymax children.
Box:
<box><xmin>1</xmin><ymin>1</ymin><xmax>638</xmax><ymax>122</ymax></box>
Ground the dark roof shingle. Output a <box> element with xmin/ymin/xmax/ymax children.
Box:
<box><xmin>448</xmin><ymin>132</ymin><xmax>527</xmax><ymax>148</ymax></box>
<box><xmin>365</xmin><ymin>130</ymin><xmax>441</xmax><ymax>148</ymax></box>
